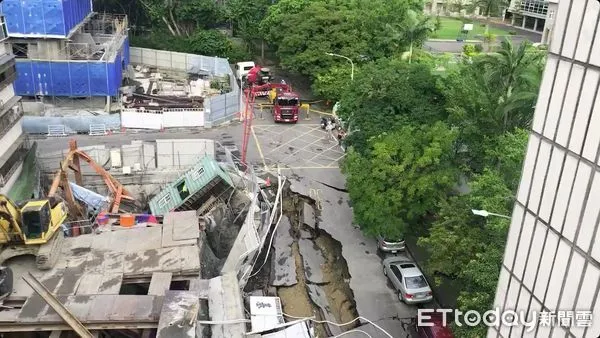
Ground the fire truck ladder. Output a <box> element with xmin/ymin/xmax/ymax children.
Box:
<box><xmin>241</xmin><ymin>87</ymin><xmax>257</xmax><ymax>168</ymax></box>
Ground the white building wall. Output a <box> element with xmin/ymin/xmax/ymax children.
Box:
<box><xmin>0</xmin><ymin>162</ymin><xmax>22</xmax><ymax>194</ymax></box>
<box><xmin>0</xmin><ymin>84</ymin><xmax>16</xmax><ymax>105</ymax></box>
<box><xmin>491</xmin><ymin>1</ymin><xmax>600</xmax><ymax>337</ymax></box>
<box><xmin>0</xmin><ymin>119</ymin><xmax>23</xmax><ymax>161</ymax></box>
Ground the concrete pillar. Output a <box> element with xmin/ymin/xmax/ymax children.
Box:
<box><xmin>105</xmin><ymin>95</ymin><xmax>111</xmax><ymax>112</ymax></box>
<box><xmin>511</xmin><ymin>15</ymin><xmax>515</xmax><ymax>26</ymax></box>
<box><xmin>533</xmin><ymin>18</ymin><xmax>538</xmax><ymax>31</ymax></box>
<box><xmin>522</xmin><ymin>16</ymin><xmax>527</xmax><ymax>29</ymax></box>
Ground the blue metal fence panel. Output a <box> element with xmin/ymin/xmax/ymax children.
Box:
<box><xmin>69</xmin><ymin>62</ymin><xmax>90</xmax><ymax>96</ymax></box>
<box><xmin>50</xmin><ymin>62</ymin><xmax>71</xmax><ymax>96</ymax></box>
<box><xmin>1</xmin><ymin>0</ymin><xmax>91</xmax><ymax>37</ymax></box>
<box><xmin>42</xmin><ymin>0</ymin><xmax>65</xmax><ymax>35</ymax></box>
<box><xmin>1</xmin><ymin>0</ymin><xmax>24</xmax><ymax>35</ymax></box>
<box><xmin>15</xmin><ymin>62</ymin><xmax>35</xmax><ymax>95</ymax></box>
<box><xmin>15</xmin><ymin>59</ymin><xmax>122</xmax><ymax>97</ymax></box>
<box><xmin>89</xmin><ymin>62</ymin><xmax>107</xmax><ymax>95</ymax></box>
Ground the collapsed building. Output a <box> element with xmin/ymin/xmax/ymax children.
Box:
<box><xmin>0</xmin><ymin>138</ymin><xmax>326</xmax><ymax>338</ymax></box>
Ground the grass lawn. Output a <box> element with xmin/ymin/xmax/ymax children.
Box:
<box><xmin>431</xmin><ymin>17</ymin><xmax>510</xmax><ymax>40</ymax></box>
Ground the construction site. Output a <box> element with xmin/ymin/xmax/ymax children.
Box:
<box><xmin>0</xmin><ymin>0</ymin><xmax>400</xmax><ymax>331</ymax></box>
<box><xmin>0</xmin><ymin>120</ymin><xmax>372</xmax><ymax>338</ymax></box>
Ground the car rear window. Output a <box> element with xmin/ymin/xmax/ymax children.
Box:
<box><xmin>405</xmin><ymin>275</ymin><xmax>428</xmax><ymax>289</ymax></box>
<box><xmin>399</xmin><ymin>263</ymin><xmax>416</xmax><ymax>269</ymax></box>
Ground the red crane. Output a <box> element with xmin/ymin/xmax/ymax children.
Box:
<box><xmin>240</xmin><ymin>86</ymin><xmax>256</xmax><ymax>168</ymax></box>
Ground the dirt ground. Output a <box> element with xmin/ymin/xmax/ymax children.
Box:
<box><xmin>275</xmin><ymin>191</ymin><xmax>358</xmax><ymax>336</ymax></box>
<box><xmin>315</xmin><ymin>234</ymin><xmax>359</xmax><ymax>331</ymax></box>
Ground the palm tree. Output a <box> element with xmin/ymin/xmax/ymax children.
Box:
<box><xmin>471</xmin><ymin>0</ymin><xmax>509</xmax><ymax>34</ymax></box>
<box><xmin>476</xmin><ymin>38</ymin><xmax>544</xmax><ymax>130</ymax></box>
<box><xmin>390</xmin><ymin>10</ymin><xmax>435</xmax><ymax>64</ymax></box>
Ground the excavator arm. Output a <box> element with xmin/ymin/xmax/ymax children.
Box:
<box><xmin>0</xmin><ymin>195</ymin><xmax>24</xmax><ymax>244</ymax></box>
<box><xmin>48</xmin><ymin>140</ymin><xmax>134</xmax><ymax>216</ymax></box>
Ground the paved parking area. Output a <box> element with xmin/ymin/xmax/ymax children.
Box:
<box><xmin>251</xmin><ymin>124</ymin><xmax>345</xmax><ymax>170</ymax></box>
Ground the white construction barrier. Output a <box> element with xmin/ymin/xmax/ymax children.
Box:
<box><xmin>47</xmin><ymin>125</ymin><xmax>67</xmax><ymax>137</ymax></box>
<box><xmin>121</xmin><ymin>108</ymin><xmax>205</xmax><ymax>130</ymax></box>
<box><xmin>89</xmin><ymin>124</ymin><xmax>108</xmax><ymax>136</ymax></box>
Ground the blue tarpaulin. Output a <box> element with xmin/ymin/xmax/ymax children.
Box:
<box><xmin>1</xmin><ymin>0</ymin><xmax>92</xmax><ymax>37</ymax></box>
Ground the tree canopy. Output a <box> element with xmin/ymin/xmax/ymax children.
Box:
<box><xmin>337</xmin><ymin>59</ymin><xmax>447</xmax><ymax>153</ymax></box>
<box><xmin>344</xmin><ymin>122</ymin><xmax>459</xmax><ymax>238</ymax></box>
<box><xmin>260</xmin><ymin>0</ymin><xmax>427</xmax><ymax>76</ymax></box>
<box><xmin>339</xmin><ymin>44</ymin><xmax>541</xmax><ymax>338</ymax></box>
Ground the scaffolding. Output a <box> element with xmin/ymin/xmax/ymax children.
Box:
<box><xmin>11</xmin><ymin>13</ymin><xmax>129</xmax><ymax>112</ymax></box>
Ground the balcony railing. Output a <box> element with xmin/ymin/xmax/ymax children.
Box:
<box><xmin>0</xmin><ymin>57</ymin><xmax>16</xmax><ymax>92</ymax></box>
<box><xmin>0</xmin><ymin>16</ymin><xmax>7</xmax><ymax>43</ymax></box>
<box><xmin>0</xmin><ymin>105</ymin><xmax>23</xmax><ymax>139</ymax></box>
<box><xmin>0</xmin><ymin>136</ymin><xmax>26</xmax><ymax>187</ymax></box>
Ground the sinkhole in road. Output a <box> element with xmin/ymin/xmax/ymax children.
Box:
<box><xmin>246</xmin><ymin>184</ymin><xmax>359</xmax><ymax>336</ymax></box>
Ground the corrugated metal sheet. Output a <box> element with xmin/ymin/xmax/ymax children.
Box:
<box><xmin>149</xmin><ymin>156</ymin><xmax>233</xmax><ymax>215</ymax></box>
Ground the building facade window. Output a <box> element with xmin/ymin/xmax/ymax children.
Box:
<box><xmin>520</xmin><ymin>0</ymin><xmax>549</xmax><ymax>16</ymax></box>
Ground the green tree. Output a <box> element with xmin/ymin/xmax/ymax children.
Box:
<box><xmin>137</xmin><ymin>0</ymin><xmax>223</xmax><ymax>36</ymax></box>
<box><xmin>477</xmin><ymin>38</ymin><xmax>545</xmax><ymax>129</ymax></box>
<box><xmin>224</xmin><ymin>0</ymin><xmax>271</xmax><ymax>40</ymax></box>
<box><xmin>484</xmin><ymin>128</ymin><xmax>529</xmax><ymax>190</ymax></box>
<box><xmin>260</xmin><ymin>0</ymin><xmax>428</xmax><ymax>76</ymax></box>
<box><xmin>470</xmin><ymin>0</ymin><xmax>509</xmax><ymax>33</ymax></box>
<box><xmin>343</xmin><ymin>122</ymin><xmax>459</xmax><ymax>238</ymax></box>
<box><xmin>311</xmin><ymin>66</ymin><xmax>355</xmax><ymax>102</ymax></box>
<box><xmin>418</xmin><ymin>168</ymin><xmax>512</xmax><ymax>337</ymax></box>
<box><xmin>337</xmin><ymin>59</ymin><xmax>447</xmax><ymax>153</ymax></box>
<box><xmin>394</xmin><ymin>9</ymin><xmax>435</xmax><ymax>63</ymax></box>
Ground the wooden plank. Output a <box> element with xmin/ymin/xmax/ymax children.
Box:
<box><xmin>21</xmin><ymin>273</ymin><xmax>94</xmax><ymax>338</ymax></box>
<box><xmin>156</xmin><ymin>291</ymin><xmax>198</xmax><ymax>338</ymax></box>
<box><xmin>148</xmin><ymin>273</ymin><xmax>172</xmax><ymax>296</ymax></box>
<box><xmin>0</xmin><ymin>322</ymin><xmax>157</xmax><ymax>332</ymax></box>
<box><xmin>98</xmin><ymin>273</ymin><xmax>123</xmax><ymax>294</ymax></box>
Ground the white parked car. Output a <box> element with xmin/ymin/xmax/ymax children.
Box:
<box><xmin>382</xmin><ymin>257</ymin><xmax>433</xmax><ymax>304</ymax></box>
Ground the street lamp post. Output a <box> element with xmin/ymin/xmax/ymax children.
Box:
<box><xmin>325</xmin><ymin>52</ymin><xmax>354</xmax><ymax>81</ymax></box>
<box><xmin>471</xmin><ymin>209</ymin><xmax>512</xmax><ymax>220</ymax></box>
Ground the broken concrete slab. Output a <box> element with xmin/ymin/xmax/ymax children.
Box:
<box><xmin>306</xmin><ymin>284</ymin><xmax>342</xmax><ymax>336</ymax></box>
<box><xmin>157</xmin><ymin>291</ymin><xmax>199</xmax><ymax>338</ymax></box>
<box><xmin>300</xmin><ymin>228</ymin><xmax>314</xmax><ymax>239</ymax></box>
<box><xmin>301</xmin><ymin>202</ymin><xmax>316</xmax><ymax>229</ymax></box>
<box><xmin>270</xmin><ymin>217</ymin><xmax>297</xmax><ymax>287</ymax></box>
<box><xmin>298</xmin><ymin>239</ymin><xmax>328</xmax><ymax>284</ymax></box>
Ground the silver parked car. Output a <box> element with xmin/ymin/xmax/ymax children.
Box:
<box><xmin>377</xmin><ymin>235</ymin><xmax>405</xmax><ymax>253</ymax></box>
<box><xmin>382</xmin><ymin>257</ymin><xmax>433</xmax><ymax>304</ymax></box>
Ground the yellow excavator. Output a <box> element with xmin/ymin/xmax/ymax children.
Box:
<box><xmin>0</xmin><ymin>194</ymin><xmax>68</xmax><ymax>270</ymax></box>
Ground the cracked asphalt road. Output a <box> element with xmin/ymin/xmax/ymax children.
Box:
<box><xmin>288</xmin><ymin>168</ymin><xmax>418</xmax><ymax>338</ymax></box>
<box><xmin>37</xmin><ymin>118</ymin><xmax>419</xmax><ymax>337</ymax></box>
